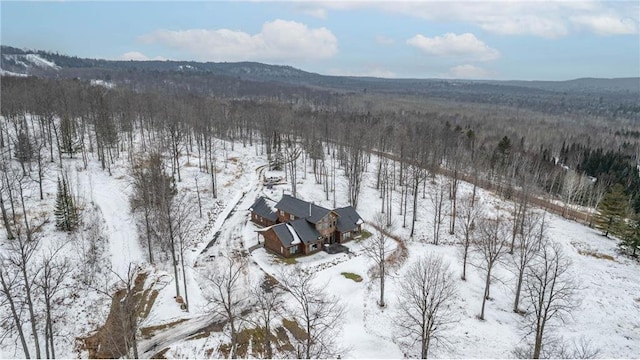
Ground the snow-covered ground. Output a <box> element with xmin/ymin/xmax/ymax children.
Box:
<box><xmin>1</xmin><ymin>126</ymin><xmax>639</xmax><ymax>358</ymax></box>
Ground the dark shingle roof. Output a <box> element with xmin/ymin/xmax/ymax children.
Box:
<box><xmin>275</xmin><ymin>194</ymin><xmax>332</xmax><ymax>224</ymax></box>
<box><xmin>334</xmin><ymin>206</ymin><xmax>363</xmax><ymax>232</ymax></box>
<box><xmin>269</xmin><ymin>220</ymin><xmax>320</xmax><ymax>247</ymax></box>
<box><xmin>249</xmin><ymin>197</ymin><xmax>278</xmax><ymax>222</ymax></box>
<box><xmin>289</xmin><ymin>218</ymin><xmax>322</xmax><ymax>244</ymax></box>
<box><xmin>271</xmin><ymin>223</ymin><xmax>295</xmax><ymax>247</ymax></box>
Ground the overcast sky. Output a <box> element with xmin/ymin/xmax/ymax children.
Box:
<box><xmin>1</xmin><ymin>1</ymin><xmax>638</xmax><ymax>80</ymax></box>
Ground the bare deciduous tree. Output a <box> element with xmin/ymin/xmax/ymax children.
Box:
<box><xmin>279</xmin><ymin>267</ymin><xmax>346</xmax><ymax>359</ymax></box>
<box><xmin>35</xmin><ymin>246</ymin><xmax>71</xmax><ymax>359</ymax></box>
<box><xmin>204</xmin><ymin>255</ymin><xmax>247</xmax><ymax>359</ymax></box>
<box><xmin>345</xmin><ymin>145</ymin><xmax>365</xmax><ymax>208</ymax></box>
<box><xmin>248</xmin><ymin>275</ymin><xmax>283</xmax><ymax>359</ymax></box>
<box><xmin>429</xmin><ymin>181</ymin><xmax>447</xmax><ymax>245</ymax></box>
<box><xmin>510</xmin><ymin>210</ymin><xmax>543</xmax><ymax>313</ymax></box>
<box><xmin>0</xmin><ymin>257</ymin><xmax>30</xmax><ymax>358</ymax></box>
<box><xmin>523</xmin><ymin>241</ymin><xmax>577</xmax><ymax>359</ymax></box>
<box><xmin>395</xmin><ymin>254</ymin><xmax>458</xmax><ymax>359</ymax></box>
<box><xmin>475</xmin><ymin>216</ymin><xmax>510</xmax><ymax>320</ymax></box>
<box><xmin>456</xmin><ymin>195</ymin><xmax>483</xmax><ymax>280</ymax></box>
<box><xmin>362</xmin><ymin>214</ymin><xmax>394</xmax><ymax>307</ymax></box>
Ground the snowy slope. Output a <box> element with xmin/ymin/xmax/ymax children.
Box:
<box><xmin>1</xmin><ymin>121</ymin><xmax>638</xmax><ymax>358</ymax></box>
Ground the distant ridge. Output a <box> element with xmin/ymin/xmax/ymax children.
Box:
<box><xmin>1</xmin><ymin>45</ymin><xmax>638</xmax><ymax>95</ymax></box>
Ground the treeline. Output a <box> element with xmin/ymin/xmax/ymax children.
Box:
<box><xmin>2</xmin><ymin>74</ymin><xmax>640</xmax><ymax>229</ymax></box>
<box><xmin>1</xmin><ymin>66</ymin><xmax>640</xmax><ymax>358</ymax></box>
<box><xmin>558</xmin><ymin>141</ymin><xmax>640</xmax><ymax>211</ymax></box>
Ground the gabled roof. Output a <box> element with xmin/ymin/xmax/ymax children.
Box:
<box><xmin>268</xmin><ymin>220</ymin><xmax>322</xmax><ymax>247</ymax></box>
<box><xmin>271</xmin><ymin>223</ymin><xmax>296</xmax><ymax>247</ymax></box>
<box><xmin>289</xmin><ymin>218</ymin><xmax>322</xmax><ymax>244</ymax></box>
<box><xmin>334</xmin><ymin>206</ymin><xmax>364</xmax><ymax>232</ymax></box>
<box><xmin>249</xmin><ymin>197</ymin><xmax>278</xmax><ymax>222</ymax></box>
<box><xmin>274</xmin><ymin>194</ymin><xmax>333</xmax><ymax>224</ymax></box>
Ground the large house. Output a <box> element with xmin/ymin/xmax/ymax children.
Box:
<box><xmin>249</xmin><ymin>194</ymin><xmax>363</xmax><ymax>257</ymax></box>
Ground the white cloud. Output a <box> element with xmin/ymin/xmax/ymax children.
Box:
<box><xmin>120</xmin><ymin>51</ymin><xmax>166</xmax><ymax>61</ymax></box>
<box><xmin>298</xmin><ymin>6</ymin><xmax>328</xmax><ymax>19</ymax></box>
<box><xmin>570</xmin><ymin>14</ymin><xmax>638</xmax><ymax>35</ymax></box>
<box><xmin>327</xmin><ymin>67</ymin><xmax>396</xmax><ymax>78</ymax></box>
<box><xmin>139</xmin><ymin>19</ymin><xmax>338</xmax><ymax>63</ymax></box>
<box><xmin>407</xmin><ymin>33</ymin><xmax>500</xmax><ymax>61</ymax></box>
<box><xmin>448</xmin><ymin>64</ymin><xmax>491</xmax><ymax>79</ymax></box>
<box><xmin>308</xmin><ymin>1</ymin><xmax>639</xmax><ymax>38</ymax></box>
<box><xmin>375</xmin><ymin>35</ymin><xmax>395</xmax><ymax>46</ymax></box>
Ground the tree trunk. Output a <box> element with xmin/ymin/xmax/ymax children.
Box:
<box><xmin>0</xmin><ymin>192</ymin><xmax>14</xmax><ymax>240</ymax></box>
<box><xmin>514</xmin><ymin>269</ymin><xmax>524</xmax><ymax>312</ymax></box>
<box><xmin>410</xmin><ymin>177</ymin><xmax>419</xmax><ymax>238</ymax></box>
<box><xmin>0</xmin><ymin>271</ymin><xmax>30</xmax><ymax>358</ymax></box>
<box><xmin>480</xmin><ymin>268</ymin><xmax>491</xmax><ymax>320</ymax></box>
<box><xmin>380</xmin><ymin>261</ymin><xmax>385</xmax><ymax>307</ymax></box>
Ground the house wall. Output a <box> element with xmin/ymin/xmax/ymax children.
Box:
<box><xmin>251</xmin><ymin>212</ymin><xmax>276</xmax><ymax>227</ymax></box>
<box><xmin>263</xmin><ymin>229</ymin><xmax>287</xmax><ymax>257</ymax></box>
<box><xmin>303</xmin><ymin>240</ymin><xmax>323</xmax><ymax>255</ymax></box>
<box><xmin>316</xmin><ymin>213</ymin><xmax>337</xmax><ymax>239</ymax></box>
<box><xmin>336</xmin><ymin>225</ymin><xmax>362</xmax><ymax>243</ymax></box>
<box><xmin>276</xmin><ymin>209</ymin><xmax>292</xmax><ymax>223</ymax></box>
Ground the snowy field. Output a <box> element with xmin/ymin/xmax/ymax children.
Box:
<box><xmin>1</xmin><ymin>128</ymin><xmax>639</xmax><ymax>359</ymax></box>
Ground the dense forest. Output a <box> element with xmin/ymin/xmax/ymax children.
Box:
<box><xmin>1</xmin><ymin>47</ymin><xmax>640</xmax><ymax>359</ymax></box>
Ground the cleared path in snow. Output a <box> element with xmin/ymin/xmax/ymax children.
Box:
<box><xmin>89</xmin><ymin>170</ymin><xmax>144</xmax><ymax>278</ymax></box>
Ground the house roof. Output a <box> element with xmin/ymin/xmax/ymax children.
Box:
<box><xmin>275</xmin><ymin>194</ymin><xmax>333</xmax><ymax>223</ymax></box>
<box><xmin>269</xmin><ymin>220</ymin><xmax>321</xmax><ymax>247</ymax></box>
<box><xmin>249</xmin><ymin>197</ymin><xmax>278</xmax><ymax>222</ymax></box>
<box><xmin>334</xmin><ymin>206</ymin><xmax>364</xmax><ymax>232</ymax></box>
<box><xmin>289</xmin><ymin>218</ymin><xmax>322</xmax><ymax>244</ymax></box>
<box><xmin>271</xmin><ymin>223</ymin><xmax>296</xmax><ymax>247</ymax></box>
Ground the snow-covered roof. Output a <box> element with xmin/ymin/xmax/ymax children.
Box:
<box><xmin>286</xmin><ymin>224</ymin><xmax>301</xmax><ymax>245</ymax></box>
<box><xmin>268</xmin><ymin>219</ymin><xmax>321</xmax><ymax>247</ymax></box>
<box><xmin>248</xmin><ymin>196</ymin><xmax>278</xmax><ymax>222</ymax></box>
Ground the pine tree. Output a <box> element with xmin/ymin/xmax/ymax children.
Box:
<box><xmin>54</xmin><ymin>177</ymin><xmax>78</xmax><ymax>231</ymax></box>
<box><xmin>620</xmin><ymin>215</ymin><xmax>640</xmax><ymax>257</ymax></box>
<box><xmin>594</xmin><ymin>183</ymin><xmax>629</xmax><ymax>237</ymax></box>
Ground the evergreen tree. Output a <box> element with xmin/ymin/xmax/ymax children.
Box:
<box><xmin>594</xmin><ymin>183</ymin><xmax>628</xmax><ymax>237</ymax></box>
<box><xmin>54</xmin><ymin>177</ymin><xmax>78</xmax><ymax>231</ymax></box>
<box><xmin>620</xmin><ymin>215</ymin><xmax>640</xmax><ymax>257</ymax></box>
<box><xmin>60</xmin><ymin>116</ymin><xmax>80</xmax><ymax>156</ymax></box>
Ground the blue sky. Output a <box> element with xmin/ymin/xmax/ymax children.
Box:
<box><xmin>1</xmin><ymin>1</ymin><xmax>639</xmax><ymax>80</ymax></box>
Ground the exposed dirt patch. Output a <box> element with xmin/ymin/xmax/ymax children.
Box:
<box><xmin>140</xmin><ymin>318</ymin><xmax>189</xmax><ymax>339</ymax></box>
<box><xmin>578</xmin><ymin>249</ymin><xmax>616</xmax><ymax>261</ymax></box>
<box><xmin>572</xmin><ymin>241</ymin><xmax>617</xmax><ymax>262</ymax></box>
<box><xmin>150</xmin><ymin>347</ymin><xmax>170</xmax><ymax>359</ymax></box>
<box><xmin>217</xmin><ymin>324</ymin><xmax>296</xmax><ymax>358</ymax></box>
<box><xmin>282</xmin><ymin>318</ymin><xmax>307</xmax><ymax>342</ymax></box>
<box><xmin>77</xmin><ymin>271</ymin><xmax>161</xmax><ymax>358</ymax></box>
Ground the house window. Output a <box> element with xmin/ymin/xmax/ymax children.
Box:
<box><xmin>291</xmin><ymin>215</ymin><xmax>295</xmax><ymax>220</ymax></box>
<box><xmin>290</xmin><ymin>245</ymin><xmax>299</xmax><ymax>254</ymax></box>
<box><xmin>344</xmin><ymin>232</ymin><xmax>351</xmax><ymax>240</ymax></box>
<box><xmin>310</xmin><ymin>243</ymin><xmax>318</xmax><ymax>251</ymax></box>
<box><xmin>279</xmin><ymin>210</ymin><xmax>285</xmax><ymax>216</ymax></box>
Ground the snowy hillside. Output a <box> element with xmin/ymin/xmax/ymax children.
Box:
<box><xmin>0</xmin><ymin>52</ymin><xmax>60</xmax><ymax>74</ymax></box>
<box><xmin>0</xmin><ymin>113</ymin><xmax>638</xmax><ymax>359</ymax></box>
